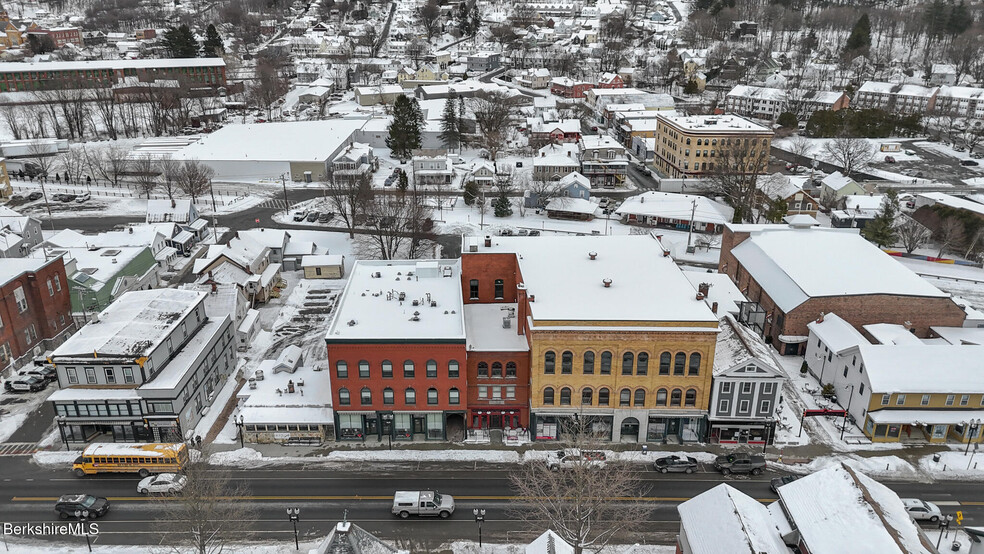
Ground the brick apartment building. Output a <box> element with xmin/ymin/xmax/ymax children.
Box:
<box><xmin>0</xmin><ymin>257</ymin><xmax>75</xmax><ymax>373</ymax></box>
<box><xmin>719</xmin><ymin>217</ymin><xmax>967</xmax><ymax>354</ymax></box>
<box><xmin>31</xmin><ymin>26</ymin><xmax>82</xmax><ymax>48</ymax></box>
<box><xmin>550</xmin><ymin>77</ymin><xmax>594</xmax><ymax>99</ymax></box>
<box><xmin>0</xmin><ymin>58</ymin><xmax>226</xmax><ymax>92</ymax></box>
<box><xmin>651</xmin><ymin>113</ymin><xmax>773</xmax><ymax>179</ymax></box>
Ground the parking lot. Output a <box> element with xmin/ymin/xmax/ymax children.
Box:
<box><xmin>866</xmin><ymin>139</ymin><xmax>984</xmax><ymax>187</ymax></box>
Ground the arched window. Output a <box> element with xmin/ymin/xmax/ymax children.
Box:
<box><xmin>448</xmin><ymin>360</ymin><xmax>459</xmax><ymax>378</ymax></box>
<box><xmin>621</xmin><ymin>352</ymin><xmax>634</xmax><ymax>375</ymax></box>
<box><xmin>600</xmin><ymin>351</ymin><xmax>612</xmax><ymax>374</ymax></box>
<box><xmin>688</xmin><ymin>353</ymin><xmax>701</xmax><ymax>376</ymax></box>
<box><xmin>336</xmin><ymin>361</ymin><xmax>348</xmax><ymax>378</ymax></box>
<box><xmin>544</xmin><ymin>351</ymin><xmax>556</xmax><ymax>374</ymax></box>
<box><xmin>383</xmin><ymin>387</ymin><xmax>394</xmax><ymax>405</ymax></box>
<box><xmin>634</xmin><ymin>388</ymin><xmax>646</xmax><ymax>406</ymax></box>
<box><xmin>659</xmin><ymin>352</ymin><xmax>671</xmax><ymax>375</ymax></box>
<box><xmin>338</xmin><ymin>388</ymin><xmax>350</xmax><ymax>405</ymax></box>
<box><xmin>561</xmin><ymin>351</ymin><xmax>573</xmax><ymax>374</ymax></box>
<box><xmin>656</xmin><ymin>388</ymin><xmax>667</xmax><ymax>406</ymax></box>
<box><xmin>381</xmin><ymin>360</ymin><xmax>393</xmax><ymax>378</ymax></box>
<box><xmin>360</xmin><ymin>387</ymin><xmax>372</xmax><ymax>405</ymax></box>
<box><xmin>637</xmin><ymin>352</ymin><xmax>649</xmax><ymax>375</ymax></box>
<box><xmin>427</xmin><ymin>388</ymin><xmax>439</xmax><ymax>405</ymax></box>
<box><xmin>670</xmin><ymin>389</ymin><xmax>682</xmax><ymax>406</ymax></box>
<box><xmin>477</xmin><ymin>362</ymin><xmax>489</xmax><ymax>377</ymax></box>
<box><xmin>426</xmin><ymin>360</ymin><xmax>438</xmax><ymax>378</ymax></box>
<box><xmin>359</xmin><ymin>360</ymin><xmax>370</xmax><ymax>378</ymax></box>
<box><xmin>494</xmin><ymin>279</ymin><xmax>504</xmax><ymax>299</ymax></box>
<box><xmin>403</xmin><ymin>360</ymin><xmax>415</xmax><ymax>378</ymax></box>
<box><xmin>543</xmin><ymin>387</ymin><xmax>555</xmax><ymax>405</ymax></box>
<box><xmin>581</xmin><ymin>388</ymin><xmax>593</xmax><ymax>405</ymax></box>
<box><xmin>598</xmin><ymin>388</ymin><xmax>610</xmax><ymax>406</ymax></box>
<box><xmin>449</xmin><ymin>388</ymin><xmax>460</xmax><ymax>404</ymax></box>
<box><xmin>619</xmin><ymin>388</ymin><xmax>631</xmax><ymax>406</ymax></box>
<box><xmin>583</xmin><ymin>351</ymin><xmax>595</xmax><ymax>374</ymax></box>
<box><xmin>492</xmin><ymin>362</ymin><xmax>503</xmax><ymax>377</ymax></box>
<box><xmin>405</xmin><ymin>388</ymin><xmax>416</xmax><ymax>404</ymax></box>
<box><xmin>674</xmin><ymin>353</ymin><xmax>686</xmax><ymax>375</ymax></box>
<box><xmin>560</xmin><ymin>387</ymin><xmax>572</xmax><ymax>405</ymax></box>
<box><xmin>685</xmin><ymin>389</ymin><xmax>697</xmax><ymax>407</ymax></box>
<box><xmin>506</xmin><ymin>361</ymin><xmax>517</xmax><ymax>377</ymax></box>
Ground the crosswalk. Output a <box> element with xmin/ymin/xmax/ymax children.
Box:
<box><xmin>0</xmin><ymin>443</ymin><xmax>40</xmax><ymax>456</ymax></box>
<box><xmin>257</xmin><ymin>199</ymin><xmax>290</xmax><ymax>210</ymax></box>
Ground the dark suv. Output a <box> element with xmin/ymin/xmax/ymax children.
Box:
<box><xmin>714</xmin><ymin>453</ymin><xmax>767</xmax><ymax>476</ymax></box>
<box><xmin>55</xmin><ymin>495</ymin><xmax>110</xmax><ymax>519</ymax></box>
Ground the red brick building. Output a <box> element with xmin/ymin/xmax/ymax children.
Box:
<box><xmin>550</xmin><ymin>77</ymin><xmax>594</xmax><ymax>99</ymax></box>
<box><xmin>39</xmin><ymin>27</ymin><xmax>82</xmax><ymax>48</ymax></box>
<box><xmin>596</xmin><ymin>72</ymin><xmax>625</xmax><ymax>89</ymax></box>
<box><xmin>0</xmin><ymin>257</ymin><xmax>74</xmax><ymax>372</ymax></box>
<box><xmin>719</xmin><ymin>218</ymin><xmax>967</xmax><ymax>355</ymax></box>
<box><xmin>0</xmin><ymin>58</ymin><xmax>226</xmax><ymax>93</ymax></box>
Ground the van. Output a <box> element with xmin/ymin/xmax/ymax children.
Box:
<box><xmin>392</xmin><ymin>490</ymin><xmax>455</xmax><ymax>519</ymax></box>
<box><xmin>76</xmin><ymin>192</ymin><xmax>91</xmax><ymax>203</ymax></box>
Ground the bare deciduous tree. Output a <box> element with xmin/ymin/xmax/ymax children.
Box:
<box><xmin>131</xmin><ymin>155</ymin><xmax>160</xmax><ymax>199</ymax></box>
<box><xmin>787</xmin><ymin>135</ymin><xmax>815</xmax><ymax>160</ymax></box>
<box><xmin>0</xmin><ymin>103</ymin><xmax>25</xmax><ymax>140</ymax></box>
<box><xmin>705</xmin><ymin>138</ymin><xmax>772</xmax><ymax>223</ymax></box>
<box><xmin>159</xmin><ymin>155</ymin><xmax>181</xmax><ymax>208</ymax></box>
<box><xmin>935</xmin><ymin>216</ymin><xmax>965</xmax><ymax>257</ymax></box>
<box><xmin>177</xmin><ymin>159</ymin><xmax>215</xmax><ymax>204</ymax></box>
<box><xmin>27</xmin><ymin>140</ymin><xmax>57</xmax><ymax>178</ymax></box>
<box><xmin>896</xmin><ymin>215</ymin><xmax>929</xmax><ymax>253</ymax></box>
<box><xmin>823</xmin><ymin>136</ymin><xmax>874</xmax><ymax>177</ymax></box>
<box><xmin>323</xmin><ymin>172</ymin><xmax>373</xmax><ymax>239</ymax></box>
<box><xmin>86</xmin><ymin>144</ymin><xmax>131</xmax><ymax>187</ymax></box>
<box><xmin>354</xmin><ymin>193</ymin><xmax>433</xmax><ymax>260</ymax></box>
<box><xmin>469</xmin><ymin>90</ymin><xmax>523</xmax><ymax>161</ymax></box>
<box><xmin>508</xmin><ymin>420</ymin><xmax>650</xmax><ymax>554</ymax></box>
<box><xmin>60</xmin><ymin>146</ymin><xmax>88</xmax><ymax>185</ymax></box>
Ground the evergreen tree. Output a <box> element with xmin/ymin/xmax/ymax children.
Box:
<box><xmin>843</xmin><ymin>14</ymin><xmax>871</xmax><ymax>57</ymax></box>
<box><xmin>862</xmin><ymin>189</ymin><xmax>900</xmax><ymax>248</ymax></box>
<box><xmin>463</xmin><ymin>181</ymin><xmax>479</xmax><ymax>205</ymax></box>
<box><xmin>162</xmin><ymin>25</ymin><xmax>200</xmax><ymax>58</ymax></box>
<box><xmin>386</xmin><ymin>96</ymin><xmax>424</xmax><ymax>160</ymax></box>
<box><xmin>397</xmin><ymin>171</ymin><xmax>409</xmax><ymax>193</ymax></box>
<box><xmin>777</xmin><ymin>112</ymin><xmax>798</xmax><ymax>129</ymax></box>
<box><xmin>203</xmin><ymin>24</ymin><xmax>224</xmax><ymax>56</ymax></box>
<box><xmin>439</xmin><ymin>92</ymin><xmax>461</xmax><ymax>151</ymax></box>
<box><xmin>493</xmin><ymin>194</ymin><xmax>513</xmax><ymax>217</ymax></box>
<box><xmin>947</xmin><ymin>1</ymin><xmax>972</xmax><ymax>36</ymax></box>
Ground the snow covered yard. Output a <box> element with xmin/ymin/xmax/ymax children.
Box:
<box><xmin>918</xmin><ymin>449</ymin><xmax>984</xmax><ymax>480</ymax></box>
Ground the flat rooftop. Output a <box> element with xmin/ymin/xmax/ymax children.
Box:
<box><xmin>0</xmin><ymin>58</ymin><xmax>225</xmax><ymax>73</ymax></box>
<box><xmin>174</xmin><ymin>119</ymin><xmax>368</xmax><ymax>163</ymax></box>
<box><xmin>326</xmin><ymin>260</ymin><xmax>465</xmax><ymax>342</ymax></box>
<box><xmin>54</xmin><ymin>289</ymin><xmax>205</xmax><ymax>359</ymax></box>
<box><xmin>463</xmin><ymin>235</ymin><xmax>718</xmax><ymax>325</ymax></box>
<box><xmin>656</xmin><ymin>113</ymin><xmax>772</xmax><ymax>134</ymax></box>
<box><xmin>464</xmin><ymin>304</ymin><xmax>530</xmax><ymax>352</ymax></box>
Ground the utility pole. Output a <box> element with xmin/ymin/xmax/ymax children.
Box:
<box><xmin>686</xmin><ymin>197</ymin><xmax>697</xmax><ymax>251</ymax></box>
<box><xmin>281</xmin><ymin>174</ymin><xmax>291</xmax><ymax>215</ymax></box>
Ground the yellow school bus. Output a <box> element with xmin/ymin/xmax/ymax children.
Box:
<box><xmin>72</xmin><ymin>443</ymin><xmax>188</xmax><ymax>478</ymax></box>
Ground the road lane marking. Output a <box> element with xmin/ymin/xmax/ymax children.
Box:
<box><xmin>12</xmin><ymin>495</ymin><xmax>695</xmax><ymax>502</ymax></box>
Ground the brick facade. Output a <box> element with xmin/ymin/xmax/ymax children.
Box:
<box><xmin>460</xmin><ymin>251</ymin><xmax>522</xmax><ymax>304</ymax></box>
<box><xmin>466</xmin><ymin>350</ymin><xmax>531</xmax><ymax>428</ymax></box>
<box><xmin>0</xmin><ymin>258</ymin><xmax>74</xmax><ymax>370</ymax></box>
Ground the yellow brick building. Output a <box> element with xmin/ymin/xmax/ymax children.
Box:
<box><xmin>0</xmin><ymin>158</ymin><xmax>11</xmax><ymax>199</ymax></box>
<box><xmin>652</xmin><ymin>113</ymin><xmax>773</xmax><ymax>179</ymax></box>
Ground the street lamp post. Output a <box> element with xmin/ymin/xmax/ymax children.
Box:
<box><xmin>287</xmin><ymin>507</ymin><xmax>300</xmax><ymax>551</ymax></box>
<box><xmin>281</xmin><ymin>174</ymin><xmax>291</xmax><ymax>216</ymax></box>
<box><xmin>935</xmin><ymin>514</ymin><xmax>953</xmax><ymax>550</ymax></box>
<box><xmin>966</xmin><ymin>419</ymin><xmax>981</xmax><ymax>455</ymax></box>
<box><xmin>57</xmin><ymin>415</ymin><xmax>70</xmax><ymax>451</ymax></box>
<box><xmin>235</xmin><ymin>415</ymin><xmax>245</xmax><ymax>449</ymax></box>
<box><xmin>816</xmin><ymin>352</ymin><xmax>829</xmax><ymax>386</ymax></box>
<box><xmin>840</xmin><ymin>384</ymin><xmax>856</xmax><ymax>441</ymax></box>
<box><xmin>74</xmin><ymin>510</ymin><xmax>92</xmax><ymax>552</ymax></box>
<box><xmin>473</xmin><ymin>508</ymin><xmax>486</xmax><ymax>548</ymax></box>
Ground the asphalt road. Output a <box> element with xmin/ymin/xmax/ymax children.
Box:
<box><xmin>1</xmin><ymin>458</ymin><xmax>982</xmax><ymax>548</ymax></box>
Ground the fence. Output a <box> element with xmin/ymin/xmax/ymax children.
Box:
<box><xmin>11</xmin><ymin>179</ymin><xmax>249</xmax><ymax>208</ymax></box>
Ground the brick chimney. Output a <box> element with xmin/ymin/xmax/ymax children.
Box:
<box><xmin>711</xmin><ymin>301</ymin><xmax>718</xmax><ymax>314</ymax></box>
<box><xmin>516</xmin><ymin>283</ymin><xmax>527</xmax><ymax>335</ymax></box>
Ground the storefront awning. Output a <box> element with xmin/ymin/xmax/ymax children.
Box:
<box><xmin>867</xmin><ymin>409</ymin><xmax>984</xmax><ymax>426</ymax></box>
<box><xmin>778</xmin><ymin>334</ymin><xmax>809</xmax><ymax>344</ymax></box>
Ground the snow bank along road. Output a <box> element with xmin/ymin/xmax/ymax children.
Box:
<box><xmin>1</xmin><ymin>459</ymin><xmax>983</xmax><ymax>547</ymax></box>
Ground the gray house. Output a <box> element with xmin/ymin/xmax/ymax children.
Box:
<box><xmin>525</xmin><ymin>171</ymin><xmax>591</xmax><ymax>208</ymax></box>
<box><xmin>467</xmin><ymin>52</ymin><xmax>501</xmax><ymax>72</ymax></box>
<box><xmin>0</xmin><ymin>205</ymin><xmax>42</xmax><ymax>257</ymax></box>
<box><xmin>708</xmin><ymin>313</ymin><xmax>787</xmax><ymax>445</ymax></box>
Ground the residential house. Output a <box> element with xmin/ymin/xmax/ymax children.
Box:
<box><xmin>578</xmin><ymin>134</ymin><xmax>629</xmax><ymax>187</ymax></box>
<box><xmin>411</xmin><ymin>149</ymin><xmax>453</xmax><ymax>185</ymax></box>
<box><xmin>515</xmin><ymin>68</ymin><xmax>551</xmax><ymax>89</ymax></box>
<box><xmin>853</xmin><ymin>81</ymin><xmax>938</xmax><ymax>115</ymax></box>
<box><xmin>651</xmin><ymin>113</ymin><xmax>773</xmax><ymax>179</ymax></box>
<box><xmin>549</xmin><ymin>77</ymin><xmax>594</xmax><ymax>99</ymax></box>
<box><xmin>544</xmin><ymin>197</ymin><xmax>596</xmax><ymax>221</ymax></box>
<box><xmin>596</xmin><ymin>72</ymin><xmax>624</xmax><ymax>89</ymax></box>
<box><xmin>527</xmin><ymin>117</ymin><xmax>582</xmax><ymax>143</ymax></box>
<box><xmin>758</xmin><ymin>173</ymin><xmax>819</xmax><ymax>218</ymax></box>
<box><xmin>830</xmin><ymin>194</ymin><xmax>884</xmax><ymax>229</ymax></box>
<box><xmin>46</xmin><ymin>289</ymin><xmax>236</xmax><ymax>444</ymax></box>
<box><xmin>467</xmin><ymin>52</ymin><xmax>501</xmax><ymax>73</ymax></box>
<box><xmin>524</xmin><ymin>171</ymin><xmax>590</xmax><ymax>208</ymax></box>
<box><xmin>194</xmin><ymin>233</ymin><xmax>281</xmax><ymax>304</ymax></box>
<box><xmin>468</xmin><ymin>160</ymin><xmax>496</xmax><ymax>189</ymax></box>
<box><xmin>533</xmin><ymin>142</ymin><xmax>579</xmax><ymax>182</ymax></box>
<box><xmin>301</xmin><ymin>255</ymin><xmax>346</xmax><ymax>279</ymax></box>
<box><xmin>930</xmin><ymin>63</ymin><xmax>957</xmax><ymax>86</ymax></box>
<box><xmin>146</xmin><ymin>199</ymin><xmax>199</xmax><ymax>225</ymax></box>
<box><xmin>719</xmin><ymin>218</ymin><xmax>967</xmax><ymax>354</ymax></box>
<box><xmin>179</xmin><ymin>282</ymin><xmax>260</xmax><ymax>353</ymax></box>
<box><xmin>819</xmin><ymin>171</ymin><xmax>866</xmax><ymax>202</ymax></box>
<box><xmin>615</xmin><ymin>191</ymin><xmax>733</xmax><ymax>234</ymax></box>
<box><xmin>330</xmin><ymin>142</ymin><xmax>376</xmax><ymax>186</ymax></box>
<box><xmin>354</xmin><ymin>85</ymin><xmax>404</xmax><ymax>106</ymax></box>
<box><xmin>0</xmin><ymin>257</ymin><xmax>75</xmax><ymax>373</ymax></box>
<box><xmin>0</xmin><ymin>205</ymin><xmax>42</xmax><ymax>257</ymax></box>
<box><xmin>237</xmin><ymin>229</ymin><xmax>291</xmax><ymax>264</ymax></box>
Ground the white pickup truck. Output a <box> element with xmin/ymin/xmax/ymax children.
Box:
<box><xmin>392</xmin><ymin>490</ymin><xmax>455</xmax><ymax>519</ymax></box>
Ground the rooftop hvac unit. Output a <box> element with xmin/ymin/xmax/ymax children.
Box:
<box><xmin>255</xmin><ymin>369</ymin><xmax>264</xmax><ymax>380</ymax></box>
<box><xmin>502</xmin><ymin>317</ymin><xmax>511</xmax><ymax>329</ymax></box>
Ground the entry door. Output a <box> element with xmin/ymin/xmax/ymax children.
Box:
<box><xmin>381</xmin><ymin>419</ymin><xmax>392</xmax><ymax>437</ymax></box>
<box><xmin>367</xmin><ymin>418</ymin><xmax>379</xmax><ymax>436</ymax></box>
<box><xmin>666</xmin><ymin>419</ymin><xmax>680</xmax><ymax>437</ymax></box>
<box><xmin>490</xmin><ymin>414</ymin><xmax>503</xmax><ymax>429</ymax></box>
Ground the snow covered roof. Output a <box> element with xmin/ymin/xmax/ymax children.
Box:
<box><xmin>558</xmin><ymin>171</ymin><xmax>590</xmax><ymax>189</ymax></box>
<box><xmin>579</xmin><ymin>134</ymin><xmax>624</xmax><ymax>151</ymax></box>
<box><xmin>0</xmin><ymin>257</ymin><xmax>57</xmax><ymax>288</ymax></box>
<box><xmin>465</xmin><ymin>235</ymin><xmax>719</xmax><ymax>324</ymax></box>
<box><xmin>526</xmin><ymin>530</ymin><xmax>574</xmax><ymax>554</ymax></box>
<box><xmin>325</xmin><ymin>260</ymin><xmax>465</xmax><ymax>341</ymax></box>
<box><xmin>174</xmin><ymin>119</ymin><xmax>368</xmax><ymax>163</ymax></box>
<box><xmin>863</xmin><ymin>323</ymin><xmax>925</xmax><ymax>346</ymax></box>
<box><xmin>311</xmin><ymin>520</ymin><xmax>401</xmax><ymax>554</ymax></box>
<box><xmin>844</xmin><ymin>194</ymin><xmax>885</xmax><ymax>212</ymax></box>
<box><xmin>683</xmin><ymin>271</ymin><xmax>746</xmax><ymax>318</ymax></box>
<box><xmin>937</xmin><ymin>85</ymin><xmax>984</xmax><ymax>101</ymax></box>
<box><xmin>678</xmin><ymin>484</ymin><xmax>790</xmax><ymax>554</ymax></box>
<box><xmin>53</xmin><ymin>289</ymin><xmax>205</xmax><ymax>359</ymax></box>
<box><xmin>50</xmin><ymin>245</ymin><xmax>149</xmax><ymax>292</ymax></box>
<box><xmin>918</xmin><ymin>192</ymin><xmax>984</xmax><ymax>217</ymax></box>
<box><xmin>178</xmin><ymin>283</ymin><xmax>243</xmax><ymax>321</ymax></box>
<box><xmin>464</xmin><ymin>304</ymin><xmax>530</xmax><ymax>352</ymax></box>
<box><xmin>728</xmin><ymin>224</ymin><xmax>950</xmax><ymax>312</ymax></box>
<box><xmin>615</xmin><ymin>191</ymin><xmax>733</xmax><ymax>224</ymax></box>
<box><xmin>712</xmin><ymin>315</ymin><xmax>785</xmax><ymax>377</ymax></box>
<box><xmin>147</xmin><ymin>199</ymin><xmax>195</xmax><ymax>223</ymax></box>
<box><xmin>140</xmin><ymin>316</ymin><xmax>230</xmax><ymax>390</ymax></box>
<box><xmin>237</xmin><ymin>229</ymin><xmax>290</xmax><ymax>249</ymax></box>
<box><xmin>545</xmin><ymin>197</ymin><xmax>597</xmax><ymax>214</ymax></box>
<box><xmin>239</xmin><ymin>360</ymin><xmax>332</xmax><ymax>424</ymax></box>
<box><xmin>779</xmin><ymin>464</ymin><xmax>936</xmax><ymax>554</ymax></box>
<box><xmin>656</xmin><ymin>113</ymin><xmax>771</xmax><ymax>134</ymax></box>
<box><xmin>855</xmin><ymin>343</ymin><xmax>984</xmax><ymax>394</ymax></box>
<box><xmin>534</xmin><ymin>142</ymin><xmax>579</xmax><ymax>166</ymax></box>
<box><xmin>807</xmin><ymin>313</ymin><xmax>870</xmax><ymax>354</ymax></box>
<box><xmin>929</xmin><ymin>326</ymin><xmax>984</xmax><ymax>345</ymax></box>
<box><xmin>0</xmin><ymin>57</ymin><xmax>224</xmax><ymax>73</ymax></box>
<box><xmin>727</xmin><ymin>84</ymin><xmax>785</xmax><ymax>101</ymax></box>
<box><xmin>302</xmin><ymin>254</ymin><xmax>344</xmax><ymax>267</ymax></box>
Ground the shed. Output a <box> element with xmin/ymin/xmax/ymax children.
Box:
<box><xmin>301</xmin><ymin>255</ymin><xmax>345</xmax><ymax>279</ymax></box>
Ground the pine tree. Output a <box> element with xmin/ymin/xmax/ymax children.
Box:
<box><xmin>463</xmin><ymin>181</ymin><xmax>479</xmax><ymax>205</ymax></box>
<box><xmin>843</xmin><ymin>14</ymin><xmax>871</xmax><ymax>57</ymax></box>
<box><xmin>439</xmin><ymin>92</ymin><xmax>460</xmax><ymax>151</ymax></box>
<box><xmin>397</xmin><ymin>171</ymin><xmax>409</xmax><ymax>193</ymax></box>
<box><xmin>162</xmin><ymin>25</ymin><xmax>200</xmax><ymax>58</ymax></box>
<box><xmin>386</xmin><ymin>96</ymin><xmax>424</xmax><ymax>160</ymax></box>
<box><xmin>862</xmin><ymin>189</ymin><xmax>900</xmax><ymax>248</ymax></box>
<box><xmin>203</xmin><ymin>24</ymin><xmax>224</xmax><ymax>56</ymax></box>
<box><xmin>493</xmin><ymin>194</ymin><xmax>513</xmax><ymax>217</ymax></box>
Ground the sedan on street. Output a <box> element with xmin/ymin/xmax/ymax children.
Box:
<box><xmin>653</xmin><ymin>455</ymin><xmax>699</xmax><ymax>474</ymax></box>
<box><xmin>137</xmin><ymin>473</ymin><xmax>188</xmax><ymax>495</ymax></box>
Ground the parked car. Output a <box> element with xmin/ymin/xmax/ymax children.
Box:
<box><xmin>392</xmin><ymin>491</ymin><xmax>454</xmax><ymax>519</ymax></box>
<box><xmin>904</xmin><ymin>149</ymin><xmax>916</xmax><ymax>156</ymax></box>
<box><xmin>770</xmin><ymin>475</ymin><xmax>800</xmax><ymax>492</ymax></box>
<box><xmin>713</xmin><ymin>453</ymin><xmax>766</xmax><ymax>476</ymax></box>
<box><xmin>528</xmin><ymin>230</ymin><xmax>541</xmax><ymax>236</ymax></box>
<box><xmin>27</xmin><ymin>191</ymin><xmax>43</xmax><ymax>201</ymax></box>
<box><xmin>902</xmin><ymin>498</ymin><xmax>942</xmax><ymax>522</ymax></box>
<box><xmin>517</xmin><ymin>229</ymin><xmax>529</xmax><ymax>236</ymax></box>
<box><xmin>55</xmin><ymin>494</ymin><xmax>110</xmax><ymax>519</ymax></box>
<box><xmin>318</xmin><ymin>212</ymin><xmax>331</xmax><ymax>223</ymax></box>
<box><xmin>306</xmin><ymin>212</ymin><xmax>319</xmax><ymax>222</ymax></box>
<box><xmin>4</xmin><ymin>376</ymin><xmax>46</xmax><ymax>393</ymax></box>
<box><xmin>653</xmin><ymin>455</ymin><xmax>698</xmax><ymax>474</ymax></box>
<box><xmin>499</xmin><ymin>229</ymin><xmax>514</xmax><ymax>236</ymax></box>
<box><xmin>19</xmin><ymin>367</ymin><xmax>56</xmax><ymax>383</ymax></box>
<box><xmin>137</xmin><ymin>473</ymin><xmax>187</xmax><ymax>495</ymax></box>
<box><xmin>545</xmin><ymin>449</ymin><xmax>607</xmax><ymax>471</ymax></box>
<box><xmin>292</xmin><ymin>211</ymin><xmax>307</xmax><ymax>222</ymax></box>
<box><xmin>60</xmin><ymin>194</ymin><xmax>76</xmax><ymax>202</ymax></box>
<box><xmin>884</xmin><ymin>155</ymin><xmax>896</xmax><ymax>163</ymax></box>
<box><xmin>76</xmin><ymin>192</ymin><xmax>91</xmax><ymax>203</ymax></box>
<box><xmin>51</xmin><ymin>193</ymin><xmax>65</xmax><ymax>202</ymax></box>
<box><xmin>961</xmin><ymin>159</ymin><xmax>980</xmax><ymax>166</ymax></box>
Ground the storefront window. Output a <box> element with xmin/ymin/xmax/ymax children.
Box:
<box><xmin>426</xmin><ymin>413</ymin><xmax>443</xmax><ymax>439</ymax></box>
<box><xmin>338</xmin><ymin>413</ymin><xmax>362</xmax><ymax>439</ymax></box>
<box><xmin>394</xmin><ymin>413</ymin><xmax>412</xmax><ymax>438</ymax></box>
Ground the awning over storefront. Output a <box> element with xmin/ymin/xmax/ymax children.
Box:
<box><xmin>778</xmin><ymin>334</ymin><xmax>809</xmax><ymax>344</ymax></box>
<box><xmin>867</xmin><ymin>409</ymin><xmax>984</xmax><ymax>425</ymax></box>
